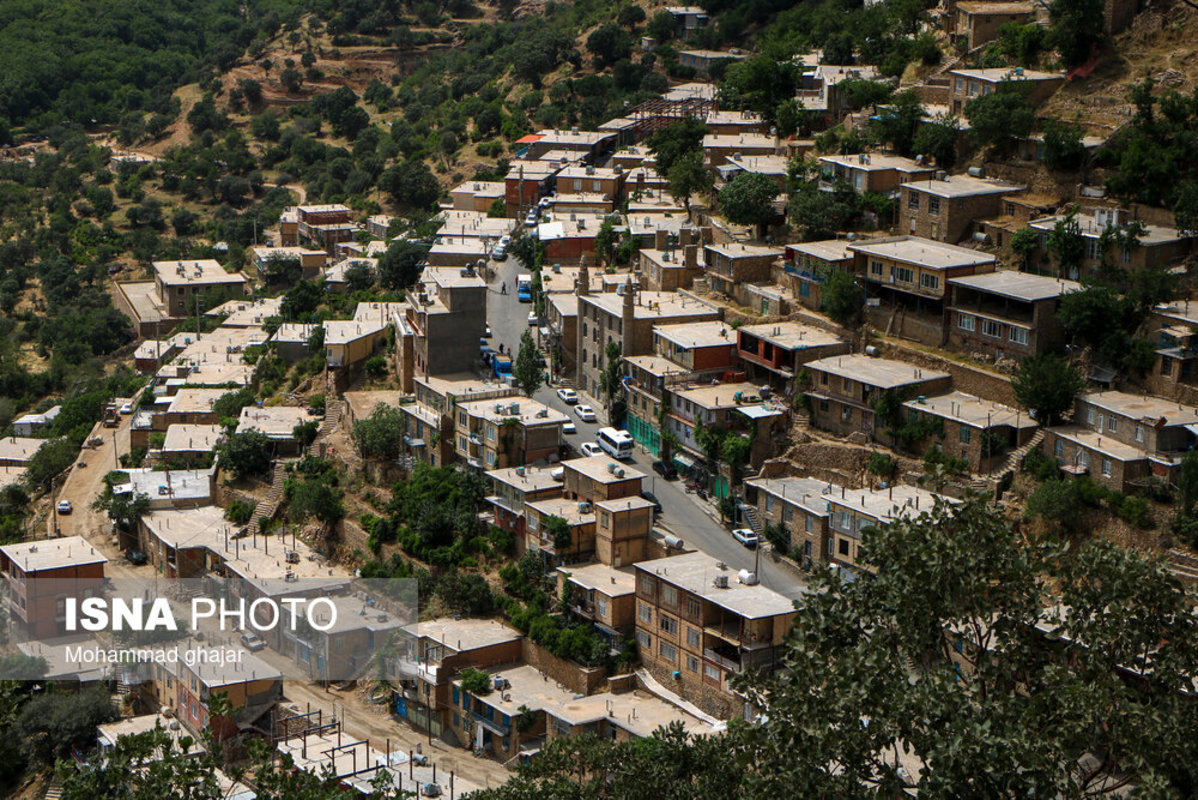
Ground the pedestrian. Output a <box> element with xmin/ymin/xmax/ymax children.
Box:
<box><xmin>501</xmin><ymin>282</ymin><xmax>507</xmax><ymax>294</ymax></box>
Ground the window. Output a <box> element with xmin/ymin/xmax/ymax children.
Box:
<box><xmin>765</xmin><ymin>496</ymin><xmax>774</xmax><ymax>513</ymax></box>
<box><xmin>685</xmin><ymin>596</ymin><xmax>700</xmax><ymax>618</ymax></box>
<box><xmin>908</xmin><ymin>192</ymin><xmax>920</xmax><ymax>210</ymax></box>
<box><xmin>1008</xmin><ymin>327</ymin><xmax>1028</xmax><ymax>345</ymax></box>
<box><xmin>638</xmin><ymin>573</ymin><xmax>655</xmax><ymax>595</ymax></box>
<box><xmin>955</xmin><ymin>76</ymin><xmax>964</xmax><ymax>91</ymax></box>
<box><xmin>981</xmin><ymin>319</ymin><xmax>1002</xmax><ymax>338</ymax></box>
<box><xmin>1134</xmin><ymin>424</ymin><xmax>1145</xmax><ymax>443</ymax></box>
<box><xmin>687</xmin><ymin>627</ymin><xmax>701</xmax><ymax>648</ymax></box>
<box><xmin>960</xmin><ymin>426</ymin><xmax>972</xmax><ymax>444</ymax></box>
<box><xmin>686</xmin><ymin>655</ymin><xmax>700</xmax><ymax>672</ymax></box>
<box><xmin>1086</xmin><ymin>407</ymin><xmax>1096</xmax><ymax>425</ymax></box>
<box><xmin>659</xmin><ymin>614</ymin><xmax>678</xmax><ymax>635</ymax></box>
<box><xmin>1054</xmin><ymin>439</ymin><xmax>1065</xmax><ymax>458</ymax></box>
<box><xmin>894</xmin><ymin>266</ymin><xmax>915</xmax><ymax>283</ymax></box>
<box><xmin>838</xmin><ymin>538</ymin><xmax>850</xmax><ymax>556</ymax></box>
<box><xmin>636</xmin><ymin>631</ymin><xmax>651</xmax><ymax>649</ymax></box>
<box><xmin>958</xmin><ymin>314</ymin><xmax>976</xmax><ymax>332</ymax></box>
<box><xmin>661</xmin><ymin>584</ymin><xmax>678</xmax><ymax>608</ymax></box>
<box><xmin>1101</xmin><ymin>458</ymin><xmax>1112</xmax><ymax>476</ymax></box>
<box><xmin>805</xmin><ymin>515</ymin><xmax>814</xmax><ymax>532</ymax></box>
<box><xmin>919</xmin><ymin>272</ymin><xmax>940</xmax><ymax>291</ymax></box>
<box><xmin>1107</xmin><ymin>417</ymin><xmax>1118</xmax><ymax>433</ymax></box>
<box><xmin>928</xmin><ymin>196</ymin><xmax>941</xmax><ymax>215</ymax></box>
<box><xmin>704</xmin><ymin>664</ymin><xmax>720</xmax><ymax>681</ymax></box>
<box><xmin>659</xmin><ymin>641</ymin><xmax>677</xmax><ymax>661</ymax></box>
<box><xmin>870</xmin><ymin>260</ymin><xmax>884</xmax><ymax>276</ymax></box>
<box><xmin>638</xmin><ymin>602</ymin><xmax>652</xmax><ymax>623</ymax></box>
<box><xmin>597</xmin><ymin>596</ymin><xmax>608</xmax><ymax>617</ymax></box>
<box><xmin>804</xmin><ymin>540</ymin><xmax>813</xmax><ymax>556</ymax></box>
<box><xmin>819</xmin><ymin>399</ymin><xmax>830</xmax><ymax>412</ymax></box>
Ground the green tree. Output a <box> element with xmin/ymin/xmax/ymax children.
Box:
<box><xmin>966</xmin><ymin>87</ymin><xmax>1036</xmax><ymax>149</ymax></box>
<box><xmin>1049</xmin><ymin>0</ymin><xmax>1105</xmax><ymax>67</ymax></box>
<box><xmin>24</xmin><ymin>438</ymin><xmax>78</xmax><ymax>492</ymax></box>
<box><xmin>600</xmin><ymin>340</ymin><xmax>623</xmax><ymax>406</ymax></box>
<box><xmin>379</xmin><ymin>160</ymin><xmax>441</xmax><ymax>211</ymax></box>
<box><xmin>646</xmin><ymin>117</ymin><xmax>706</xmax><ymax>177</ymax></box>
<box><xmin>377</xmin><ymin>239</ymin><xmax>426</xmax><ymax>290</ymax></box>
<box><xmin>1010</xmin><ymin>227</ymin><xmax>1039</xmax><ymax>270</ymax></box>
<box><xmin>351</xmin><ymin>403</ymin><xmax>406</xmax><ymax>461</ymax></box>
<box><xmin>514</xmin><ymin>329</ymin><xmax>544</xmax><ymax>398</ymax></box>
<box><xmin>217</xmin><ymin>430</ymin><xmax>273</xmax><ymax>479</ymax></box>
<box><xmin>720</xmin><ymin>56</ymin><xmax>799</xmax><ymax>124</ymax></box>
<box><xmin>595</xmin><ymin>217</ymin><xmax>618</xmax><ymax>266</ymax></box>
<box><xmin>279</xmin><ymin>67</ymin><xmax>303</xmax><ymax>93</ymax></box>
<box><xmin>912</xmin><ymin>113</ymin><xmax>959</xmax><ymax>168</ymax></box>
<box><xmin>667</xmin><ymin>150</ymin><xmax>714</xmax><ymax>213</ymax></box>
<box><xmin>1011</xmin><ymin>353</ymin><xmax>1085</xmax><ymax>426</ymax></box>
<box><xmin>543</xmin><ymin>514</ymin><xmax>574</xmax><ymax>555</ymax></box>
<box><xmin>20</xmin><ymin>686</ymin><xmax>116</xmax><ymax>765</ymax></box>
<box><xmin>870</xmin><ymin>90</ymin><xmax>924</xmax><ymax>156</ymax></box>
<box><xmin>1046</xmin><ymin>206</ymin><xmax>1085</xmax><ymax>275</ymax></box>
<box><xmin>344</xmin><ymin>260</ymin><xmax>375</xmax><ymax>292</ymax></box>
<box><xmin>718</xmin><ymin>172</ymin><xmax>780</xmax><ymax>229</ymax></box>
<box><xmin>821</xmin><ymin>268</ymin><xmax>861</xmax><ymax>325</ymax></box>
<box><xmin>1042</xmin><ymin>118</ymin><xmax>1087</xmax><ymax>170</ymax></box>
<box><xmin>617</xmin><ymin>5</ymin><xmax>646</xmax><ymax>29</ymax></box>
<box><xmin>1179</xmin><ymin>450</ymin><xmax>1198</xmax><ymax>514</ymax></box>
<box><xmin>586</xmin><ymin>23</ymin><xmax>632</xmax><ymax>68</ymax></box>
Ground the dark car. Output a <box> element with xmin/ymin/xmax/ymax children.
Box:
<box><xmin>652</xmin><ymin>461</ymin><xmax>678</xmax><ymax>480</ymax></box>
<box><xmin>126</xmin><ymin>550</ymin><xmax>148</xmax><ymax>566</ymax></box>
<box><xmin>641</xmin><ymin>491</ymin><xmax>663</xmax><ymax>514</ymax></box>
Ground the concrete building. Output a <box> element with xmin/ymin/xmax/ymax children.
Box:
<box><xmin>745</xmin><ymin>476</ymin><xmax>839</xmax><ymax>566</ymax></box>
<box><xmin>736</xmin><ymin>322</ymin><xmax>851</xmax><ymax>393</ymax></box>
<box><xmin>13</xmin><ymin>406</ymin><xmax>60</xmax><ymax>437</ymax></box>
<box><xmin>818</xmin><ymin>153</ymin><xmax>936</xmax><ymax>196</ymax></box>
<box><xmin>0</xmin><ymin>537</ymin><xmax>107</xmax><ymax>639</ymax></box>
<box><xmin>235</xmin><ymin>405</ymin><xmax>312</xmax><ymax>455</ymax></box>
<box><xmin>804</xmin><ymin>355</ymin><xmax>952</xmax><ymax>440</ymax></box>
<box><xmin>948</xmin><ymin>270</ymin><xmax>1081</xmax><ymax>360</ymax></box>
<box><xmin>664</xmin><ymin>6</ymin><xmax>710</xmax><ymax>40</ymax></box>
<box><xmin>576</xmin><ymin>284</ymin><xmax>719</xmax><ymax>401</ymax></box>
<box><xmin>0</xmin><ymin>437</ymin><xmax>43</xmax><ymax>468</ymax></box>
<box><xmin>1026</xmin><ymin>206</ymin><xmax>1192</xmax><ymax>279</ymax></box>
<box><xmin>951</xmin><ymin>2</ymin><xmax>1035</xmax><ymax>48</ymax></box>
<box><xmin>624</xmin><ymin>355</ymin><xmax>689</xmax><ymax>458</ymax></box>
<box><xmin>450</xmin><ymin>180</ymin><xmax>506</xmax><ymax>212</ymax></box>
<box><xmin>525</xmin><ymin>497</ymin><xmax>597</xmax><ymax>563</ymax></box>
<box><xmin>703</xmin><ymin>242</ymin><xmax>785</xmax><ymax>297</ymax></box>
<box><xmin>249</xmin><ymin>246</ymin><xmax>327</xmax><ymax>282</ymax></box>
<box><xmin>537</xmin><ymin>214</ymin><xmax>604</xmax><ymax>261</ymax></box>
<box><xmin>561</xmin><ymin>455</ymin><xmax>645</xmax><ymax>504</ymax></box>
<box><xmin>638</xmin><ymin>246</ymin><xmax>703</xmax><ymax>292</ymax></box>
<box><xmin>485</xmin><ymin>465</ymin><xmax>563</xmax><ymax>541</ymax></box>
<box><xmin>850</xmin><ymin>236</ymin><xmax>996</xmax><ymax>346</ymax></box>
<box><xmin>782</xmin><ymin>240</ymin><xmax>855</xmax><ymax>311</ymax></box>
<box><xmin>653</xmin><ymin>321</ymin><xmax>738</xmax><ymax>374</ymax></box>
<box><xmin>705</xmin><ymin>109</ymin><xmax>769</xmax><ymax>136</ymax></box>
<box><xmin>453</xmin><ymin>397</ymin><xmax>567</xmax><ymax>470</ymax></box>
<box><xmin>115</xmin><ymin>261</ymin><xmax>250</xmax><ymax>337</ymax></box>
<box><xmin>702</xmin><ymin>132</ymin><xmax>779</xmax><ymax>167</ymax></box>
<box><xmin>1150</xmin><ymin>300</ymin><xmax>1198</xmax><ymax>393</ymax></box>
<box><xmin>398</xmin><ymin>266</ymin><xmax>488</xmax><ymax>380</ymax></box>
<box><xmin>899</xmin><ymin>175</ymin><xmax>1025</xmax><ymax>243</ymax></box>
<box><xmin>827</xmin><ymin>485</ymin><xmax>950</xmax><ymax>570</ymax></box>
<box><xmin>160</xmin><ymin>423</ymin><xmax>224</xmax><ymax>466</ymax></box>
<box><xmin>504</xmin><ymin>159</ymin><xmax>562</xmax><ymax>217</ymax></box>
<box><xmin>519</xmin><ymin>129</ymin><xmax>618</xmax><ymax>163</ymax></box>
<box><xmin>593</xmin><ymin>495</ymin><xmax>656</xmax><ymax>568</ymax></box>
<box><xmin>634</xmin><ymin>551</ymin><xmax>796</xmax><ymax>717</ymax></box>
<box><xmin>677</xmin><ymin>49</ymin><xmax>746</xmax><ymax>77</ymax></box>
<box><xmin>557</xmin><ymin>564</ymin><xmax>638</xmax><ymax>641</ymax></box>
<box><xmin>900</xmin><ymin>391</ymin><xmax>1038</xmax><ymax>473</ymax></box>
<box><xmin>949</xmin><ymin>68</ymin><xmax>1066</xmax><ymax>115</ymax></box>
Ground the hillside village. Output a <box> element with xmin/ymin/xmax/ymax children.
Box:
<box><xmin>1</xmin><ymin>0</ymin><xmax>1198</xmax><ymax>795</ymax></box>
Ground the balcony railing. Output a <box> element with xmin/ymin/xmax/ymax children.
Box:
<box><xmin>703</xmin><ymin>648</ymin><xmax>741</xmax><ymax>672</ymax></box>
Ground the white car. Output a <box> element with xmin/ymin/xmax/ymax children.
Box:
<box><xmin>731</xmin><ymin>528</ymin><xmax>759</xmax><ymax>548</ymax></box>
<box><xmin>563</xmin><ymin>420</ymin><xmax>577</xmax><ymax>435</ymax></box>
<box><xmin>557</xmin><ymin>388</ymin><xmax>579</xmax><ymax>404</ymax></box>
<box><xmin>500</xmin><ymin>234</ymin><xmax>512</xmax><ymax>246</ymax></box>
<box><xmin>56</xmin><ymin>500</ymin><xmax>73</xmax><ymax>515</ymax></box>
<box><xmin>580</xmin><ymin>442</ymin><xmax>602</xmax><ymax>457</ymax></box>
<box><xmin>483</xmin><ymin>324</ymin><xmax>492</xmax><ymax>338</ymax></box>
<box><xmin>538</xmin><ymin>196</ymin><xmax>552</xmax><ymax>209</ymax></box>
<box><xmin>492</xmin><ymin>244</ymin><xmax>507</xmax><ymax>261</ymax></box>
<box><xmin>574</xmin><ymin>404</ymin><xmax>596</xmax><ymax>422</ymax></box>
<box><xmin>119</xmin><ymin>402</ymin><xmax>133</xmax><ymax>414</ymax></box>
<box><xmin>525</xmin><ymin>211</ymin><xmax>540</xmax><ymax>227</ymax></box>
<box><xmin>527</xmin><ymin>311</ymin><xmax>538</xmax><ymax>325</ymax></box>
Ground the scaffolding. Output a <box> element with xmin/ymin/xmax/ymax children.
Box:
<box><xmin>628</xmin><ymin>97</ymin><xmax>717</xmax><ymax>142</ymax></box>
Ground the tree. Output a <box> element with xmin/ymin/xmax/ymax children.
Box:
<box><xmin>292</xmin><ymin>420</ymin><xmax>318</xmax><ymax>449</ymax></box>
<box><xmin>1011</xmin><ymin>353</ymin><xmax>1085</xmax><ymax>426</ymax></box>
<box><xmin>1173</xmin><ymin>180</ymin><xmax>1198</xmax><ymax>235</ymax></box>
<box><xmin>667</xmin><ymin>150</ymin><xmax>714</xmax><ymax>213</ymax></box>
<box><xmin>212</xmin><ymin>386</ymin><xmax>256</xmax><ymax>421</ymax></box>
<box><xmin>821</xmin><ymin>268</ymin><xmax>861</xmax><ymax>325</ymax></box>
<box><xmin>870</xmin><ymin>90</ymin><xmax>924</xmax><ymax>156</ymax></box>
<box><xmin>1180</xmin><ymin>450</ymin><xmax>1198</xmax><ymax>514</ymax></box>
<box><xmin>645</xmin><ymin>11</ymin><xmax>675</xmax><ymax>43</ymax></box>
<box><xmin>217</xmin><ymin>430</ymin><xmax>273</xmax><ymax>479</ymax></box>
<box><xmin>24</xmin><ymin>438</ymin><xmax>78</xmax><ymax>492</ymax></box>
<box><xmin>543</xmin><ymin>515</ymin><xmax>574</xmax><ymax>555</ymax></box>
<box><xmin>912</xmin><ymin>113</ymin><xmax>959</xmax><ymax>168</ymax></box>
<box><xmin>1042</xmin><ymin>118</ymin><xmax>1087</xmax><ymax>170</ymax></box>
<box><xmin>514</xmin><ymin>329</ymin><xmax>543</xmax><ymax>398</ymax></box>
<box><xmin>718</xmin><ymin>172</ymin><xmax>780</xmax><ymax>229</ymax></box>
<box><xmin>279</xmin><ymin>67</ymin><xmax>303</xmax><ymax>93</ymax></box>
<box><xmin>720</xmin><ymin>56</ymin><xmax>799</xmax><ymax>124</ymax></box>
<box><xmin>352</xmin><ymin>403</ymin><xmax>406</xmax><ymax>461</ymax></box>
<box><xmin>600</xmin><ymin>340</ymin><xmax>623</xmax><ymax>406</ymax></box>
<box><xmin>377</xmin><ymin>239</ymin><xmax>426</xmax><ymax>290</ymax></box>
<box><xmin>379</xmin><ymin>160</ymin><xmax>441</xmax><ymax>211</ymax></box>
<box><xmin>617</xmin><ymin>5</ymin><xmax>646</xmax><ymax>29</ymax></box>
<box><xmin>587</xmin><ymin>24</ymin><xmax>633</xmax><ymax>68</ymax></box>
<box><xmin>1010</xmin><ymin>227</ymin><xmax>1039</xmax><ymax>270</ymax></box>
<box><xmin>1049</xmin><ymin>0</ymin><xmax>1105</xmax><ymax>67</ymax></box>
<box><xmin>1046</xmin><ymin>207</ymin><xmax>1086</xmax><ymax>276</ymax></box>
<box><xmin>595</xmin><ymin>217</ymin><xmax>618</xmax><ymax>266</ymax></box>
<box><xmin>260</xmin><ymin>255</ymin><xmax>301</xmax><ymax>287</ymax></box>
<box><xmin>646</xmin><ymin>117</ymin><xmax>706</xmax><ymax>177</ymax></box>
<box><xmin>344</xmin><ymin>260</ymin><xmax>375</xmax><ymax>292</ymax></box>
<box><xmin>966</xmin><ymin>88</ymin><xmax>1036</xmax><ymax>149</ymax></box>
<box><xmin>20</xmin><ymin>686</ymin><xmax>116</xmax><ymax>764</ymax></box>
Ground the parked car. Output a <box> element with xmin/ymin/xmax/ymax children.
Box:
<box><xmin>580</xmin><ymin>442</ymin><xmax>603</xmax><ymax>457</ymax></box>
<box><xmin>56</xmin><ymin>500</ymin><xmax>72</xmax><ymax>515</ymax></box>
<box><xmin>240</xmin><ymin>632</ymin><xmax>267</xmax><ymax>651</ymax></box>
<box><xmin>119</xmin><ymin>402</ymin><xmax>133</xmax><ymax>414</ymax></box>
<box><xmin>574</xmin><ymin>404</ymin><xmax>596</xmax><ymax>422</ymax></box>
<box><xmin>527</xmin><ymin>311</ymin><xmax>538</xmax><ymax>325</ymax></box>
<box><xmin>731</xmin><ymin>528</ymin><xmax>759</xmax><ymax>548</ymax></box>
<box><xmin>652</xmin><ymin>460</ymin><xmax>678</xmax><ymax>480</ymax></box>
<box><xmin>538</xmin><ymin>196</ymin><xmax>553</xmax><ymax>209</ymax></box>
<box><xmin>126</xmin><ymin>550</ymin><xmax>148</xmax><ymax>566</ymax></box>
<box><xmin>563</xmin><ymin>420</ymin><xmax>577</xmax><ymax>435</ymax></box>
<box><xmin>525</xmin><ymin>211</ymin><xmax>540</xmax><ymax>227</ymax></box>
<box><xmin>641</xmin><ymin>491</ymin><xmax>663</xmax><ymax>514</ymax></box>
<box><xmin>492</xmin><ymin>244</ymin><xmax>507</xmax><ymax>261</ymax></box>
<box><xmin>483</xmin><ymin>324</ymin><xmax>492</xmax><ymax>338</ymax></box>
<box><xmin>557</xmin><ymin>388</ymin><xmax>579</xmax><ymax>404</ymax></box>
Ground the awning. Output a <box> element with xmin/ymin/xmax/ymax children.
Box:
<box><xmin>737</xmin><ymin>404</ymin><xmax>784</xmax><ymax>420</ymax></box>
<box><xmin>672</xmin><ymin>452</ymin><xmax>698</xmax><ymax>470</ymax></box>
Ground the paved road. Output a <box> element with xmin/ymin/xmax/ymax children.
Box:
<box><xmin>485</xmin><ymin>252</ymin><xmax>806</xmax><ymax>601</ymax></box>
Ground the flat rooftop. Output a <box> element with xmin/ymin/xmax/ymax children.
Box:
<box><xmin>655</xmin><ymin>321</ymin><xmax>735</xmax><ymax>349</ymax></box>
<box><xmin>97</xmin><ymin>714</ymin><xmax>207</xmax><ymax>755</ymax></box>
<box><xmin>423</xmin><ymin>265</ymin><xmax>487</xmax><ymax>290</ymax></box>
<box><xmin>788</xmin><ymin>239</ymin><xmax>854</xmax><ymax>262</ymax></box>
<box><xmin>563</xmin><ymin>455</ymin><xmax>647</xmax><ymax>484</ymax></box>
<box><xmin>0</xmin><ymin>437</ymin><xmax>43</xmax><ymax>464</ymax></box>
<box><xmin>738</xmin><ymin>321</ymin><xmax>847</xmax><ymax>351</ymax></box>
<box><xmin>671</xmin><ymin>381</ymin><xmax>772</xmax><ymax>411</ymax></box>
<box><xmin>1082</xmin><ymin>391</ymin><xmax>1198</xmax><ymax>427</ymax></box>
<box><xmin>625</xmin><ymin>355</ymin><xmax>689</xmax><ymax>378</ymax></box>
<box><xmin>166</xmin><ymin>388</ymin><xmax>229</xmax><ymax>415</ymax></box>
<box><xmin>273</xmin><ymin>322</ymin><xmax>319</xmax><ymax>344</ymax></box>
<box><xmin>152</xmin><ymin>260</ymin><xmax>249</xmax><ymax>287</ymax></box>
<box><xmin>635</xmin><ymin>551</ymin><xmax>796</xmax><ymax>619</ymax></box>
<box><xmin>827</xmin><ymin>485</ymin><xmax>952</xmax><ymax>522</ymax></box>
<box><xmin>580</xmin><ymin>291</ymin><xmax>719</xmax><ymax>321</ymax></box>
<box><xmin>527</xmin><ymin>496</ymin><xmax>596</xmax><ymax>526</ymax></box>
<box><xmin>323</xmin><ymin>318</ymin><xmax>387</xmax><ymax>346</ymax></box>
<box><xmin>593</xmin><ymin>495</ymin><xmax>657</xmax><ymax>514</ymax></box>
<box><xmin>236</xmin><ymin>406</ymin><xmax>311</xmax><ymax>439</ymax></box>
<box><xmin>416</xmin><ymin>373</ymin><xmax>515</xmax><ymax>401</ymax></box>
<box><xmin>1048</xmin><ymin>425</ymin><xmax>1151</xmax><ymax>461</ymax></box>
<box><xmin>949</xmin><ymin>270</ymin><xmax>1082</xmax><ymax>302</ymax></box>
<box><xmin>902</xmin><ymin>175</ymin><xmax>1025</xmax><ymax>198</ymax></box>
<box><xmin>819</xmin><ymin>153</ymin><xmax>931</xmax><ymax>172</ymax></box>
<box><xmin>903</xmin><ymin>391</ymin><xmax>1035</xmax><ymax>429</ymax></box>
<box><xmin>303</xmin><ymin>593</ymin><xmax>408</xmax><ymax>636</ymax></box>
<box><xmin>745</xmin><ymin>476</ymin><xmax>840</xmax><ymax>516</ymax></box>
<box><xmin>115</xmin><ymin>467</ymin><xmax>213</xmax><ymax>503</ymax></box>
<box><xmin>209</xmin><ymin>297</ymin><xmax>284</xmax><ymax>328</ymax></box>
<box><xmin>1028</xmin><ymin>213</ymin><xmax>1187</xmax><ymax>245</ymax></box>
<box><xmin>702</xmin><ymin>133</ymin><xmax>778</xmax><ymax>148</ymax></box>
<box><xmin>162</xmin><ymin>424</ymin><xmax>224</xmax><ymax>453</ymax></box>
<box><xmin>951</xmin><ymin>67</ymin><xmax>1063</xmax><ymax>82</ymax></box>
<box><xmin>551</xmin><ymin>687</ymin><xmax>715</xmax><ymax>737</ymax></box>
<box><xmin>116</xmin><ymin>280</ymin><xmax>170</xmax><ymax>323</ymax></box>
<box><xmin>849</xmin><ymin>236</ymin><xmax>996</xmax><ymax>270</ymax></box>
<box><xmin>1155</xmin><ymin>299</ymin><xmax>1198</xmax><ymax>326</ymax></box>
<box><xmin>460</xmin><ymin>397</ymin><xmax>569</xmax><ymax>426</ymax></box>
<box><xmin>532</xmin><ymin>128</ymin><xmax>616</xmax><ymax>146</ymax></box>
<box><xmin>805</xmin><ymin>354</ymin><xmax>949</xmax><ymax>388</ymax></box>
<box><xmin>956</xmin><ymin>0</ymin><xmax>1034</xmax><ymax>12</ymax></box>
<box><xmin>705</xmin><ymin>242</ymin><xmax>785</xmax><ymax>259</ymax></box>
<box><xmin>487</xmin><ymin>465</ymin><xmax>563</xmax><ymax>494</ymax></box>
<box><xmin>403</xmin><ymin>617</ymin><xmax>522</xmax><ymax>653</ymax></box>
<box><xmin>557</xmin><ymin>563</ymin><xmax>637</xmax><ymax>597</ymax></box>
<box><xmin>0</xmin><ymin>536</ymin><xmax>107</xmax><ymax>572</ymax></box>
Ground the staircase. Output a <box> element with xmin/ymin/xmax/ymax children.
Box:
<box><xmin>740</xmin><ymin>503</ymin><xmax>764</xmax><ymax>536</ymax></box>
<box><xmin>993</xmin><ymin>429</ymin><xmax>1045</xmax><ymax>478</ymax></box>
<box><xmin>244</xmin><ymin>461</ymin><xmax>287</xmax><ymax>538</ymax></box>
<box><xmin>307</xmin><ymin>400</ymin><xmax>345</xmax><ymax>458</ymax></box>
<box><xmin>44</xmin><ymin>783</ymin><xmax>63</xmax><ymax>800</ymax></box>
<box><xmin>1167</xmin><ymin>549</ymin><xmax>1198</xmax><ymax>586</ymax></box>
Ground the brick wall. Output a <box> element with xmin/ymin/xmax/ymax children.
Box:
<box><xmin>875</xmin><ymin>339</ymin><xmax>1017</xmax><ymax>407</ymax></box>
<box><xmin>520</xmin><ymin>639</ymin><xmax>607</xmax><ymax>695</ymax></box>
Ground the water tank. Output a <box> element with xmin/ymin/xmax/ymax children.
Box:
<box><xmin>738</xmin><ymin>569</ymin><xmax>759</xmax><ymax>586</ymax></box>
<box><xmin>967</xmin><ymin>166</ymin><xmax>985</xmax><ymax>179</ymax></box>
<box><xmin>864</xmin><ymin>345</ymin><xmax>879</xmax><ymax>356</ymax></box>
<box><xmin>663</xmin><ymin>534</ymin><xmax>684</xmax><ymax>549</ymax></box>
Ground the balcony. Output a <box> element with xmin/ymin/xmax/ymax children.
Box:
<box><xmin>704</xmin><ymin>622</ymin><xmax>741</xmax><ymax>644</ymax></box>
<box><xmin>703</xmin><ymin>647</ymin><xmax>742</xmax><ymax>673</ymax></box>
<box><xmin>472</xmin><ymin>710</ymin><xmax>509</xmax><ymax>736</ymax></box>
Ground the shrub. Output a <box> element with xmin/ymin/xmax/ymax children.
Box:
<box><xmin>225</xmin><ymin>499</ymin><xmax>254</xmax><ymax>525</ymax></box>
<box><xmin>460</xmin><ymin>668</ymin><xmax>492</xmax><ymax>695</ymax></box>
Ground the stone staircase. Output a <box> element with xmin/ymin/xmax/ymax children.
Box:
<box><xmin>1166</xmin><ymin>549</ymin><xmax>1198</xmax><ymax>585</ymax></box>
<box><xmin>244</xmin><ymin>461</ymin><xmax>287</xmax><ymax>538</ymax></box>
<box><xmin>307</xmin><ymin>400</ymin><xmax>345</xmax><ymax>458</ymax></box>
<box><xmin>740</xmin><ymin>503</ymin><xmax>764</xmax><ymax>536</ymax></box>
<box><xmin>993</xmin><ymin>429</ymin><xmax>1045</xmax><ymax>478</ymax></box>
<box><xmin>44</xmin><ymin>783</ymin><xmax>62</xmax><ymax>800</ymax></box>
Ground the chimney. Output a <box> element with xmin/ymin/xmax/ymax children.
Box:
<box><xmin>684</xmin><ymin>244</ymin><xmax>698</xmax><ymax>269</ymax></box>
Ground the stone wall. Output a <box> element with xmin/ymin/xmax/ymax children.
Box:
<box><xmin>520</xmin><ymin>639</ymin><xmax>607</xmax><ymax>696</ymax></box>
<box><xmin>876</xmin><ymin>339</ymin><xmax>1017</xmax><ymax>407</ymax></box>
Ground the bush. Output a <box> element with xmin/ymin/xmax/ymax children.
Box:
<box><xmin>1024</xmin><ymin>447</ymin><xmax>1060</xmax><ymax>482</ymax></box>
<box><xmin>460</xmin><ymin>668</ymin><xmax>492</xmax><ymax>695</ymax></box>
<box><xmin>225</xmin><ymin>499</ymin><xmax>254</xmax><ymax>525</ymax></box>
